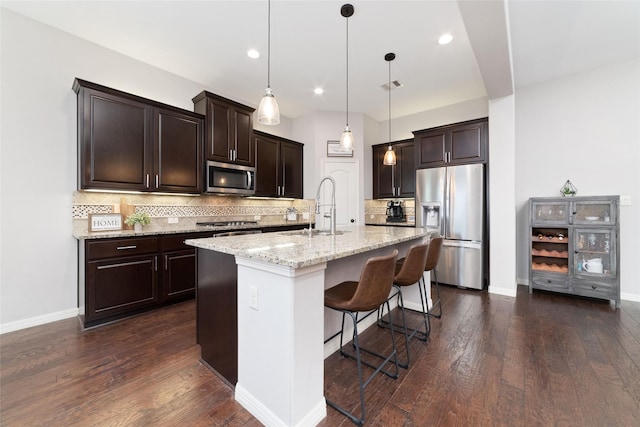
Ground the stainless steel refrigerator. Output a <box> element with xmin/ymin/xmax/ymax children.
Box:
<box><xmin>415</xmin><ymin>164</ymin><xmax>484</xmax><ymax>290</ymax></box>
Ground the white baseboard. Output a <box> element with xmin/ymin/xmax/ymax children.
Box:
<box><xmin>488</xmin><ymin>285</ymin><xmax>517</xmax><ymax>298</ymax></box>
<box><xmin>0</xmin><ymin>308</ymin><xmax>78</xmax><ymax>335</ymax></box>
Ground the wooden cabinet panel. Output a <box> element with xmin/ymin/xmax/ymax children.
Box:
<box><xmin>193</xmin><ymin>91</ymin><xmax>255</xmax><ymax>166</ymax></box>
<box><xmin>86</xmin><ymin>236</ymin><xmax>159</xmax><ymax>260</ymax></box>
<box><xmin>281</xmin><ymin>141</ymin><xmax>303</xmax><ymax>199</ymax></box>
<box><xmin>254</xmin><ymin>135</ymin><xmax>280</xmax><ymax>197</ymax></box>
<box><xmin>254</xmin><ymin>130</ymin><xmax>303</xmax><ymax>198</ymax></box>
<box><xmin>77</xmin><ymin>87</ymin><xmax>152</xmax><ymax>191</ymax></box>
<box><xmin>163</xmin><ymin>250</ymin><xmax>197</xmax><ymax>300</ymax></box>
<box><xmin>414</xmin><ymin>118</ymin><xmax>487</xmax><ymax>169</ymax></box>
<box><xmin>372</xmin><ymin>140</ymin><xmax>415</xmax><ymax>199</ymax></box>
<box><xmin>74</xmin><ymin>79</ymin><xmax>204</xmax><ymax>194</ymax></box>
<box><xmin>154</xmin><ymin>108</ymin><xmax>203</xmax><ymax>193</ymax></box>
<box><xmin>86</xmin><ymin>254</ymin><xmax>158</xmax><ymax>325</ymax></box>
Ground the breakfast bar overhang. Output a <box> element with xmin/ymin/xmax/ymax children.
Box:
<box><xmin>186</xmin><ymin>226</ymin><xmax>431</xmax><ymax>427</ymax></box>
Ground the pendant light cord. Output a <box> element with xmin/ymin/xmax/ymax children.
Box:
<box><xmin>345</xmin><ymin>14</ymin><xmax>349</xmax><ymax>127</ymax></box>
<box><xmin>388</xmin><ymin>58</ymin><xmax>391</xmax><ymax>142</ymax></box>
<box><xmin>267</xmin><ymin>0</ymin><xmax>271</xmax><ymax>89</ymax></box>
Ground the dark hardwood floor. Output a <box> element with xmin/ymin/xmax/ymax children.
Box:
<box><xmin>2</xmin><ymin>285</ymin><xmax>639</xmax><ymax>426</ymax></box>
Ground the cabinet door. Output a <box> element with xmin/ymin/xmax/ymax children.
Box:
<box><xmin>573</xmin><ymin>228</ymin><xmax>616</xmax><ymax>278</ymax></box>
<box><xmin>415</xmin><ymin>130</ymin><xmax>447</xmax><ymax>168</ymax></box>
<box><xmin>254</xmin><ymin>135</ymin><xmax>280</xmax><ymax>197</ymax></box>
<box><xmin>448</xmin><ymin>121</ymin><xmax>486</xmax><ymax>165</ymax></box>
<box><xmin>396</xmin><ymin>143</ymin><xmax>415</xmax><ymax>198</ymax></box>
<box><xmin>86</xmin><ymin>254</ymin><xmax>158</xmax><ymax>323</ymax></box>
<box><xmin>232</xmin><ymin>108</ymin><xmax>254</xmax><ymax>166</ymax></box>
<box><xmin>206</xmin><ymin>100</ymin><xmax>232</xmax><ymax>162</ymax></box>
<box><xmin>281</xmin><ymin>142</ymin><xmax>303</xmax><ymax>199</ymax></box>
<box><xmin>572</xmin><ymin>200</ymin><xmax>617</xmax><ymax>226</ymax></box>
<box><xmin>79</xmin><ymin>88</ymin><xmax>152</xmax><ymax>191</ymax></box>
<box><xmin>154</xmin><ymin>108</ymin><xmax>203</xmax><ymax>193</ymax></box>
<box><xmin>531</xmin><ymin>201</ymin><xmax>570</xmax><ymax>225</ymax></box>
<box><xmin>163</xmin><ymin>249</ymin><xmax>197</xmax><ymax>301</ymax></box>
<box><xmin>372</xmin><ymin>144</ymin><xmax>395</xmax><ymax>199</ymax></box>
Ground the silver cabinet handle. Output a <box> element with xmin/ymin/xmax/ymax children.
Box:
<box><xmin>154</xmin><ymin>256</ymin><xmax>158</xmax><ymax>272</ymax></box>
<box><xmin>146</xmin><ymin>174</ymin><xmax>150</xmax><ymax>188</ymax></box>
<box><xmin>155</xmin><ymin>175</ymin><xmax>159</xmax><ymax>188</ymax></box>
<box><xmin>229</xmin><ymin>149</ymin><xmax>233</xmax><ymax>161</ymax></box>
<box><xmin>164</xmin><ymin>255</ymin><xmax>168</xmax><ymax>271</ymax></box>
<box><xmin>116</xmin><ymin>245</ymin><xmax>137</xmax><ymax>250</ymax></box>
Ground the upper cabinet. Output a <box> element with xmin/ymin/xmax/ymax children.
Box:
<box><xmin>413</xmin><ymin>118</ymin><xmax>488</xmax><ymax>169</ymax></box>
<box><xmin>73</xmin><ymin>79</ymin><xmax>203</xmax><ymax>194</ymax></box>
<box><xmin>372</xmin><ymin>139</ymin><xmax>415</xmax><ymax>199</ymax></box>
<box><xmin>192</xmin><ymin>91</ymin><xmax>255</xmax><ymax>167</ymax></box>
<box><xmin>254</xmin><ymin>131</ymin><xmax>303</xmax><ymax>199</ymax></box>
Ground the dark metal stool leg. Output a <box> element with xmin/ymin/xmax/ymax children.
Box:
<box><xmin>427</xmin><ymin>270</ymin><xmax>442</xmax><ymax>319</ymax></box>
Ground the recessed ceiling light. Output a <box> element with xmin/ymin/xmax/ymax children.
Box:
<box><xmin>438</xmin><ymin>33</ymin><xmax>453</xmax><ymax>45</ymax></box>
<box><xmin>247</xmin><ymin>49</ymin><xmax>260</xmax><ymax>59</ymax></box>
<box><xmin>314</xmin><ymin>87</ymin><xmax>324</xmax><ymax>95</ymax></box>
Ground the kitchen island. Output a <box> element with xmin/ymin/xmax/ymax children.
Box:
<box><xmin>186</xmin><ymin>225</ymin><xmax>430</xmax><ymax>427</ymax></box>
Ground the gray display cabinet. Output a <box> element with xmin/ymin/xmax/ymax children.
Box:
<box><xmin>529</xmin><ymin>195</ymin><xmax>620</xmax><ymax>308</ymax></box>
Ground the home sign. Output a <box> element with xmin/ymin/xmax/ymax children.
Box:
<box><xmin>89</xmin><ymin>213</ymin><xmax>122</xmax><ymax>231</ymax></box>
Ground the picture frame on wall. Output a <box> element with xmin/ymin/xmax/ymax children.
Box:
<box><xmin>327</xmin><ymin>140</ymin><xmax>353</xmax><ymax>157</ymax></box>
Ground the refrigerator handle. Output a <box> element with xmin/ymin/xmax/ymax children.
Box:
<box><xmin>444</xmin><ymin>168</ymin><xmax>450</xmax><ymax>238</ymax></box>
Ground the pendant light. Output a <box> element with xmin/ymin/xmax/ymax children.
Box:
<box><xmin>257</xmin><ymin>0</ymin><xmax>280</xmax><ymax>125</ymax></box>
<box><xmin>383</xmin><ymin>53</ymin><xmax>397</xmax><ymax>166</ymax></box>
<box><xmin>339</xmin><ymin>4</ymin><xmax>355</xmax><ymax>150</ymax></box>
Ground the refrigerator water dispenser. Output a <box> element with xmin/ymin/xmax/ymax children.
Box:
<box><xmin>421</xmin><ymin>203</ymin><xmax>441</xmax><ymax>230</ymax></box>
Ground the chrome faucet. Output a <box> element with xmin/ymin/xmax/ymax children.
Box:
<box><xmin>315</xmin><ymin>176</ymin><xmax>336</xmax><ymax>235</ymax></box>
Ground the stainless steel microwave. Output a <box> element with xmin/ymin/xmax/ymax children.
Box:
<box><xmin>206</xmin><ymin>160</ymin><xmax>255</xmax><ymax>195</ymax></box>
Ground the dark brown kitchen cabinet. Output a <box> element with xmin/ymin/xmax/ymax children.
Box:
<box><xmin>373</xmin><ymin>139</ymin><xmax>415</xmax><ymax>199</ymax></box>
<box><xmin>73</xmin><ymin>79</ymin><xmax>204</xmax><ymax>194</ymax></box>
<box><xmin>192</xmin><ymin>91</ymin><xmax>255</xmax><ymax>166</ymax></box>
<box><xmin>79</xmin><ymin>231</ymin><xmax>214</xmax><ymax>328</ymax></box>
<box><xmin>82</xmin><ymin>236</ymin><xmax>160</xmax><ymax>327</ymax></box>
<box><xmin>413</xmin><ymin>118</ymin><xmax>487</xmax><ymax>168</ymax></box>
<box><xmin>254</xmin><ymin>130</ymin><xmax>304</xmax><ymax>198</ymax></box>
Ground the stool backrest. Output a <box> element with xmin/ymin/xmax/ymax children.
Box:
<box><xmin>425</xmin><ymin>237</ymin><xmax>444</xmax><ymax>272</ymax></box>
<box><xmin>348</xmin><ymin>249</ymin><xmax>398</xmax><ymax>312</ymax></box>
<box><xmin>394</xmin><ymin>242</ymin><xmax>429</xmax><ymax>287</ymax></box>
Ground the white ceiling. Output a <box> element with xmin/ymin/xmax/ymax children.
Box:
<box><xmin>2</xmin><ymin>0</ymin><xmax>639</xmax><ymax>122</ymax></box>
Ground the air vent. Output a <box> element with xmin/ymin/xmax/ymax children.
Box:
<box><xmin>381</xmin><ymin>80</ymin><xmax>404</xmax><ymax>91</ymax></box>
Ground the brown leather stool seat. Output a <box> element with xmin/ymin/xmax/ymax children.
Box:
<box><xmin>324</xmin><ymin>249</ymin><xmax>400</xmax><ymax>426</ymax></box>
<box><xmin>378</xmin><ymin>241</ymin><xmax>430</xmax><ymax>368</ymax></box>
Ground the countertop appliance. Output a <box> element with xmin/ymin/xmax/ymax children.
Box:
<box><xmin>416</xmin><ymin>164</ymin><xmax>484</xmax><ymax>289</ymax></box>
<box><xmin>206</xmin><ymin>161</ymin><xmax>255</xmax><ymax>195</ymax></box>
<box><xmin>386</xmin><ymin>200</ymin><xmax>406</xmax><ymax>222</ymax></box>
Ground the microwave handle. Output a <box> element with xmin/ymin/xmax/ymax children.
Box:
<box><xmin>246</xmin><ymin>171</ymin><xmax>252</xmax><ymax>190</ymax></box>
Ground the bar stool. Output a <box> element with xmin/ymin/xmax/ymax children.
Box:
<box><xmin>425</xmin><ymin>237</ymin><xmax>444</xmax><ymax>319</ymax></box>
<box><xmin>377</xmin><ymin>242</ymin><xmax>430</xmax><ymax>368</ymax></box>
<box><xmin>324</xmin><ymin>249</ymin><xmax>399</xmax><ymax>426</ymax></box>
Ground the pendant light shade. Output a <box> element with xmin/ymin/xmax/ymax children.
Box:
<box><xmin>257</xmin><ymin>0</ymin><xmax>280</xmax><ymax>125</ymax></box>
<box><xmin>340</xmin><ymin>4</ymin><xmax>355</xmax><ymax>149</ymax></box>
<box><xmin>383</xmin><ymin>52</ymin><xmax>396</xmax><ymax>166</ymax></box>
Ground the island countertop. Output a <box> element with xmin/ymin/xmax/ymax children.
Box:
<box><xmin>185</xmin><ymin>225</ymin><xmax>430</xmax><ymax>269</ymax></box>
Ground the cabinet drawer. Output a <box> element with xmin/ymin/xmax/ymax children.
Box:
<box><xmin>572</xmin><ymin>280</ymin><xmax>616</xmax><ymax>299</ymax></box>
<box><xmin>86</xmin><ymin>236</ymin><xmax>159</xmax><ymax>260</ymax></box>
<box><xmin>162</xmin><ymin>232</ymin><xmax>213</xmax><ymax>252</ymax></box>
<box><xmin>531</xmin><ymin>273</ymin><xmax>569</xmax><ymax>292</ymax></box>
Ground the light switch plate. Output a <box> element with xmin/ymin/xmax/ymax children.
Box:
<box><xmin>167</xmin><ymin>217</ymin><xmax>178</xmax><ymax>224</ymax></box>
<box><xmin>620</xmin><ymin>195</ymin><xmax>631</xmax><ymax>206</ymax></box>
<box><xmin>302</xmin><ymin>212</ymin><xmax>310</xmax><ymax>220</ymax></box>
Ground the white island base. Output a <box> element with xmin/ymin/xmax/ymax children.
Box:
<box><xmin>232</xmin><ymin>239</ymin><xmax>430</xmax><ymax>427</ymax></box>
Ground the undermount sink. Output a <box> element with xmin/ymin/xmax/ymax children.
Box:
<box><xmin>279</xmin><ymin>229</ymin><xmax>347</xmax><ymax>236</ymax></box>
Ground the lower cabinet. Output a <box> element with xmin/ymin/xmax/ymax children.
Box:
<box><xmin>79</xmin><ymin>232</ymin><xmax>213</xmax><ymax>328</ymax></box>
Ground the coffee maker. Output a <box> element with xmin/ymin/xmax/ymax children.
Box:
<box><xmin>386</xmin><ymin>200</ymin><xmax>406</xmax><ymax>222</ymax></box>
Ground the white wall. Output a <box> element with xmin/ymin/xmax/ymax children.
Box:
<box><xmin>515</xmin><ymin>58</ymin><xmax>640</xmax><ymax>300</ymax></box>
<box><xmin>0</xmin><ymin>9</ymin><xmax>257</xmax><ymax>330</ymax></box>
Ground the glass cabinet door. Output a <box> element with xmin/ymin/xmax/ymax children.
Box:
<box><xmin>572</xmin><ymin>200</ymin><xmax>616</xmax><ymax>225</ymax></box>
<box><xmin>574</xmin><ymin>228</ymin><xmax>616</xmax><ymax>278</ymax></box>
<box><xmin>531</xmin><ymin>201</ymin><xmax>569</xmax><ymax>225</ymax></box>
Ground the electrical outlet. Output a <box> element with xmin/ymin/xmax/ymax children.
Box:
<box><xmin>254</xmin><ymin>215</ymin><xmax>261</xmax><ymax>221</ymax></box>
<box><xmin>249</xmin><ymin>286</ymin><xmax>259</xmax><ymax>310</ymax></box>
<box><xmin>370</xmin><ymin>214</ymin><xmax>375</xmax><ymax>219</ymax></box>
<box><xmin>302</xmin><ymin>212</ymin><xmax>310</xmax><ymax>220</ymax></box>
<box><xmin>620</xmin><ymin>195</ymin><xmax>632</xmax><ymax>206</ymax></box>
<box><xmin>167</xmin><ymin>217</ymin><xmax>178</xmax><ymax>224</ymax></box>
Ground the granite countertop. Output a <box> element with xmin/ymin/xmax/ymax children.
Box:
<box><xmin>72</xmin><ymin>220</ymin><xmax>313</xmax><ymax>240</ymax></box>
<box><xmin>185</xmin><ymin>225</ymin><xmax>431</xmax><ymax>269</ymax></box>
